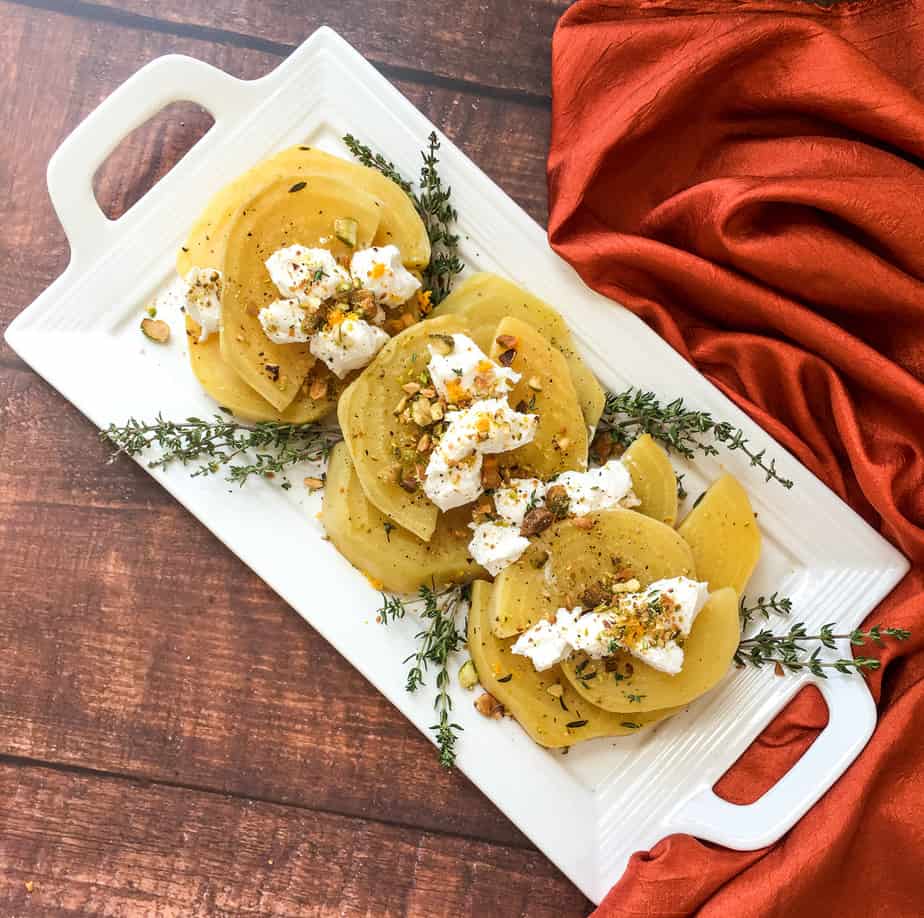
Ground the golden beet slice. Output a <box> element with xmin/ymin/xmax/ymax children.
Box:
<box><xmin>185</xmin><ymin>316</ymin><xmax>337</xmax><ymax>423</ymax></box>
<box><xmin>321</xmin><ymin>443</ymin><xmax>484</xmax><ymax>593</ymax></box>
<box><xmin>621</xmin><ymin>434</ymin><xmax>679</xmax><ymax>527</ymax></box>
<box><xmin>677</xmin><ymin>474</ymin><xmax>761</xmax><ymax>593</ymax></box>
<box><xmin>488</xmin><ymin>316</ymin><xmax>588</xmax><ymax>478</ymax></box>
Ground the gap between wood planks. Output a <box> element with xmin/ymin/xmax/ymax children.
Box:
<box><xmin>9</xmin><ymin>0</ymin><xmax>554</xmax><ymax>109</ymax></box>
<box><xmin>0</xmin><ymin>751</ymin><xmax>537</xmax><ymax>852</ymax></box>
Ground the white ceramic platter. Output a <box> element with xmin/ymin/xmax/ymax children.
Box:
<box><xmin>5</xmin><ymin>28</ymin><xmax>909</xmax><ymax>904</ymax></box>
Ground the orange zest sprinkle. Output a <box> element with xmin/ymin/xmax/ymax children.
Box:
<box><xmin>370</xmin><ymin>262</ymin><xmax>386</xmax><ymax>279</ymax></box>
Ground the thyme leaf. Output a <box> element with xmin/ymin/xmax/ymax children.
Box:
<box><xmin>101</xmin><ymin>414</ymin><xmax>342</xmax><ymax>486</ymax></box>
<box><xmin>734</xmin><ymin>622</ymin><xmax>910</xmax><ymax>677</ymax></box>
<box><xmin>377</xmin><ymin>584</ymin><xmax>469</xmax><ymax>768</ymax></box>
<box><xmin>740</xmin><ymin>591</ymin><xmax>793</xmax><ymax>626</ymax></box>
<box><xmin>598</xmin><ymin>388</ymin><xmax>793</xmax><ymax>489</ymax></box>
<box><xmin>343</xmin><ymin>131</ymin><xmax>463</xmax><ymax>304</ymax></box>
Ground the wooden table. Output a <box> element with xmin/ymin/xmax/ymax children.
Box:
<box><xmin>0</xmin><ymin>1</ymin><xmax>592</xmax><ymax>914</ymax></box>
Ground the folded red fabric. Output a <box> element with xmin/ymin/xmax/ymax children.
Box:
<box><xmin>547</xmin><ymin>1</ymin><xmax>924</xmax><ymax>913</ymax></box>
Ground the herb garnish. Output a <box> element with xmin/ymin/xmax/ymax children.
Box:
<box><xmin>343</xmin><ymin>131</ymin><xmax>463</xmax><ymax>304</ymax></box>
<box><xmin>734</xmin><ymin>622</ymin><xmax>910</xmax><ymax>676</ymax></box>
<box><xmin>598</xmin><ymin>388</ymin><xmax>793</xmax><ymax>489</ymax></box>
<box><xmin>740</xmin><ymin>592</ymin><xmax>793</xmax><ymax>626</ymax></box>
<box><xmin>621</xmin><ymin>722</ymin><xmax>641</xmax><ymax>729</ymax></box>
<box><xmin>289</xmin><ymin>181</ymin><xmax>307</xmax><ymax>193</ymax></box>
<box><xmin>102</xmin><ymin>414</ymin><xmax>342</xmax><ymax>486</ymax></box>
<box><xmin>625</xmin><ymin>693</ymin><xmax>645</xmax><ymax>703</ymax></box>
<box><xmin>377</xmin><ymin>584</ymin><xmax>468</xmax><ymax>768</ymax></box>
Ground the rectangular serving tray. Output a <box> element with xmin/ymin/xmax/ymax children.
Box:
<box><xmin>4</xmin><ymin>28</ymin><xmax>909</xmax><ymax>904</ymax></box>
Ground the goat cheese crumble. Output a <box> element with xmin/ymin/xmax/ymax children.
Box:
<box><xmin>427</xmin><ymin>333</ymin><xmax>519</xmax><ymax>405</ymax></box>
<box><xmin>438</xmin><ymin>399</ymin><xmax>539</xmax><ymax>462</ymax></box>
<box><xmin>423</xmin><ymin>451</ymin><xmax>484</xmax><ymax>512</ymax></box>
<box><xmin>423</xmin><ymin>400</ymin><xmax>538</xmax><ymax>512</ymax></box>
<box><xmin>468</xmin><ymin>521</ymin><xmax>531</xmax><ymax>577</ymax></box>
<box><xmin>310</xmin><ymin>314</ymin><xmax>389</xmax><ymax>379</ymax></box>
<box><xmin>184</xmin><ymin>267</ymin><xmax>223</xmax><ymax>342</ymax></box>
<box><xmin>511</xmin><ymin>577</ymin><xmax>710</xmax><ymax>675</ymax></box>
<box><xmin>258</xmin><ymin>298</ymin><xmax>318</xmax><ymax>344</ymax></box>
<box><xmin>555</xmin><ymin>460</ymin><xmax>639</xmax><ymax>516</ymax></box>
<box><xmin>493</xmin><ymin>478</ymin><xmax>546</xmax><ymax>528</ymax></box>
<box><xmin>265</xmin><ymin>246</ymin><xmax>349</xmax><ymax>302</ymax></box>
<box><xmin>350</xmin><ymin>245</ymin><xmax>421</xmax><ymax>307</ymax></box>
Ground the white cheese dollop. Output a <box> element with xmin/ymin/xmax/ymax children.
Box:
<box><xmin>468</xmin><ymin>521</ymin><xmax>531</xmax><ymax>577</ymax></box>
<box><xmin>184</xmin><ymin>267</ymin><xmax>223</xmax><ymax>342</ymax></box>
<box><xmin>427</xmin><ymin>333</ymin><xmax>519</xmax><ymax>405</ymax></box>
<box><xmin>554</xmin><ymin>459</ymin><xmax>639</xmax><ymax>517</ymax></box>
<box><xmin>423</xmin><ymin>452</ymin><xmax>484</xmax><ymax>512</ymax></box>
<box><xmin>493</xmin><ymin>478</ymin><xmax>547</xmax><ymax>527</ymax></box>
<box><xmin>350</xmin><ymin>245</ymin><xmax>421</xmax><ymax>308</ymax></box>
<box><xmin>309</xmin><ymin>315</ymin><xmax>389</xmax><ymax>379</ymax></box>
<box><xmin>258</xmin><ymin>298</ymin><xmax>318</xmax><ymax>344</ymax></box>
<box><xmin>265</xmin><ymin>246</ymin><xmax>349</xmax><ymax>302</ymax></box>
<box><xmin>437</xmin><ymin>398</ymin><xmax>538</xmax><ymax>463</ymax></box>
<box><xmin>511</xmin><ymin>576</ymin><xmax>710</xmax><ymax>675</ymax></box>
<box><xmin>510</xmin><ymin>608</ymin><xmax>583</xmax><ymax>672</ymax></box>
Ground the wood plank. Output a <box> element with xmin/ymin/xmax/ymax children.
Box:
<box><xmin>0</xmin><ymin>761</ymin><xmax>591</xmax><ymax>916</ymax></box>
<box><xmin>1</xmin><ymin>2</ymin><xmax>550</xmax><ymax>368</ymax></box>
<box><xmin>24</xmin><ymin>0</ymin><xmax>563</xmax><ymax>99</ymax></box>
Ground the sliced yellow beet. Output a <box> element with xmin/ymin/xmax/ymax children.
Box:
<box><xmin>178</xmin><ymin>147</ymin><xmax>311</xmax><ymax>277</ymax></box>
<box><xmin>337</xmin><ymin>314</ymin><xmax>471</xmax><ymax>542</ymax></box>
<box><xmin>621</xmin><ymin>434</ymin><xmax>679</xmax><ymax>527</ymax></box>
<box><xmin>220</xmin><ymin>175</ymin><xmax>382</xmax><ymax>411</ymax></box>
<box><xmin>677</xmin><ymin>474</ymin><xmax>761</xmax><ymax>594</ymax></box>
<box><xmin>432</xmin><ymin>273</ymin><xmax>605</xmax><ymax>429</ymax></box>
<box><xmin>489</xmin><ymin>508</ymin><xmax>696</xmax><ymax>639</ymax></box>
<box><xmin>177</xmin><ymin>145</ymin><xmax>427</xmax><ymax>275</ymax></box>
<box><xmin>185</xmin><ymin>316</ymin><xmax>338</xmax><ymax>423</ymax></box>
<box><xmin>468</xmin><ymin>581</ymin><xmax>674</xmax><ymax>748</ymax></box>
<box><xmin>559</xmin><ymin>587</ymin><xmax>740</xmax><ymax>713</ymax></box>
<box><xmin>488</xmin><ymin>317</ymin><xmax>588</xmax><ymax>477</ymax></box>
<box><xmin>299</xmin><ymin>147</ymin><xmax>430</xmax><ymax>267</ymax></box>
<box><xmin>321</xmin><ymin>443</ymin><xmax>484</xmax><ymax>593</ymax></box>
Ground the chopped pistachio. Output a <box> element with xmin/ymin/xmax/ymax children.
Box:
<box><xmin>140</xmin><ymin>318</ymin><xmax>170</xmax><ymax>343</ymax></box>
<box><xmin>458</xmin><ymin>659</ymin><xmax>479</xmax><ymax>690</ymax></box>
<box><xmin>411</xmin><ymin>398</ymin><xmax>433</xmax><ymax>427</ymax></box>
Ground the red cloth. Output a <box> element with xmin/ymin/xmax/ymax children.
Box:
<box><xmin>547</xmin><ymin>1</ymin><xmax>924</xmax><ymax>914</ymax></box>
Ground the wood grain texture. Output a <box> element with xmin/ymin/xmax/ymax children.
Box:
<box><xmin>20</xmin><ymin>0</ymin><xmax>563</xmax><ymax>99</ymax></box>
<box><xmin>0</xmin><ymin>763</ymin><xmax>588</xmax><ymax>916</ymax></box>
<box><xmin>0</xmin><ymin>1</ymin><xmax>587</xmax><ymax>913</ymax></box>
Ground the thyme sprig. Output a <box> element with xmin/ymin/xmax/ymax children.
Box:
<box><xmin>102</xmin><ymin>414</ymin><xmax>342</xmax><ymax>486</ymax></box>
<box><xmin>734</xmin><ymin>622</ymin><xmax>910</xmax><ymax>677</ymax></box>
<box><xmin>740</xmin><ymin>592</ymin><xmax>793</xmax><ymax>626</ymax></box>
<box><xmin>343</xmin><ymin>131</ymin><xmax>463</xmax><ymax>304</ymax></box>
<box><xmin>599</xmin><ymin>389</ymin><xmax>793</xmax><ymax>489</ymax></box>
<box><xmin>377</xmin><ymin>584</ymin><xmax>468</xmax><ymax>768</ymax></box>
